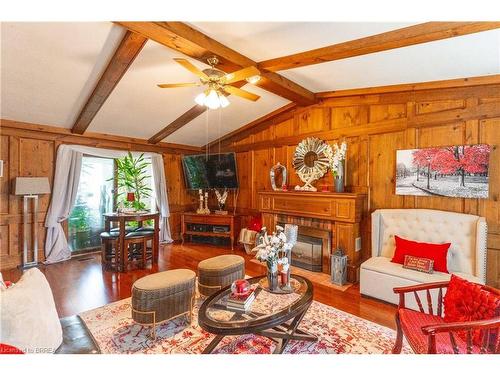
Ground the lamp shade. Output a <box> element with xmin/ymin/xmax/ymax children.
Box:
<box><xmin>14</xmin><ymin>177</ymin><xmax>51</xmax><ymax>196</ymax></box>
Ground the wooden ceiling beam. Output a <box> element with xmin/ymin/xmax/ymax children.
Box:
<box><xmin>148</xmin><ymin>104</ymin><xmax>207</xmax><ymax>144</ymax></box>
<box><xmin>115</xmin><ymin>22</ymin><xmax>316</xmax><ymax>106</ymax></box>
<box><xmin>316</xmin><ymin>74</ymin><xmax>500</xmax><ymax>99</ymax></box>
<box><xmin>204</xmin><ymin>102</ymin><xmax>298</xmax><ymax>150</ymax></box>
<box><xmin>71</xmin><ymin>30</ymin><xmax>147</xmax><ymax>134</ymax></box>
<box><xmin>258</xmin><ymin>22</ymin><xmax>500</xmax><ymax>72</ymax></box>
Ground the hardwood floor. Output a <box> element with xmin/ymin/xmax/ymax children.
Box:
<box><xmin>2</xmin><ymin>242</ymin><xmax>398</xmax><ymax>329</ymax></box>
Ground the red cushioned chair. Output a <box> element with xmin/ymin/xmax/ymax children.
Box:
<box><xmin>392</xmin><ymin>281</ymin><xmax>500</xmax><ymax>354</ymax></box>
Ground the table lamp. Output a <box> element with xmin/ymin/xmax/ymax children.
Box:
<box><xmin>14</xmin><ymin>177</ymin><xmax>51</xmax><ymax>269</ymax></box>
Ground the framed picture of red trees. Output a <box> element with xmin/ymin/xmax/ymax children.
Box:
<box><xmin>396</xmin><ymin>144</ymin><xmax>491</xmax><ymax>199</ymax></box>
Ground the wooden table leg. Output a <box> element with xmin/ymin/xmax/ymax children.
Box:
<box><xmin>181</xmin><ymin>215</ymin><xmax>186</xmax><ymax>246</ymax></box>
<box><xmin>120</xmin><ymin>218</ymin><xmax>127</xmax><ymax>273</ymax></box>
<box><xmin>153</xmin><ymin>215</ymin><xmax>159</xmax><ymax>264</ymax></box>
<box><xmin>202</xmin><ymin>334</ymin><xmax>225</xmax><ymax>354</ymax></box>
<box><xmin>257</xmin><ymin>303</ymin><xmax>316</xmax><ymax>354</ymax></box>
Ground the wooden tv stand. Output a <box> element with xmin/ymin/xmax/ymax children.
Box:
<box><xmin>181</xmin><ymin>212</ymin><xmax>241</xmax><ymax>250</ymax></box>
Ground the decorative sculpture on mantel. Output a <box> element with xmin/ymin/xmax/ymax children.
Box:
<box><xmin>292</xmin><ymin>137</ymin><xmax>332</xmax><ymax>191</ymax></box>
<box><xmin>270</xmin><ymin>162</ymin><xmax>287</xmax><ymax>191</ymax></box>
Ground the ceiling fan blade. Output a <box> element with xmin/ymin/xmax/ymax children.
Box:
<box><xmin>173</xmin><ymin>58</ymin><xmax>209</xmax><ymax>79</ymax></box>
<box><xmin>224</xmin><ymin>85</ymin><xmax>261</xmax><ymax>101</ymax></box>
<box><xmin>224</xmin><ymin>66</ymin><xmax>260</xmax><ymax>84</ymax></box>
<box><xmin>157</xmin><ymin>82</ymin><xmax>201</xmax><ymax>88</ymax></box>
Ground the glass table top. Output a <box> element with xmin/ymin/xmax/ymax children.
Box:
<box><xmin>200</xmin><ymin>275</ymin><xmax>311</xmax><ymax>327</ymax></box>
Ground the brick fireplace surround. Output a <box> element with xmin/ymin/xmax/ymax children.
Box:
<box><xmin>258</xmin><ymin>191</ymin><xmax>367</xmax><ymax>283</ymax></box>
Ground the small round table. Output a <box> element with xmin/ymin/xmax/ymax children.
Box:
<box><xmin>198</xmin><ymin>274</ymin><xmax>317</xmax><ymax>354</ymax></box>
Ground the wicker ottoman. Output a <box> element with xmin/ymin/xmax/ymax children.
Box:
<box><xmin>198</xmin><ymin>255</ymin><xmax>245</xmax><ymax>296</ymax></box>
<box><xmin>131</xmin><ymin>269</ymin><xmax>196</xmax><ymax>339</ymax></box>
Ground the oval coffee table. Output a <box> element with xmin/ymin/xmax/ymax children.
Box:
<box><xmin>198</xmin><ymin>274</ymin><xmax>317</xmax><ymax>354</ymax></box>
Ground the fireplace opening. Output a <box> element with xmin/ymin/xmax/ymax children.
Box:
<box><xmin>292</xmin><ymin>235</ymin><xmax>323</xmax><ymax>272</ymax></box>
<box><xmin>278</xmin><ymin>222</ymin><xmax>331</xmax><ymax>274</ymax></box>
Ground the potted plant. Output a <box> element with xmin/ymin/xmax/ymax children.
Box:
<box><xmin>114</xmin><ymin>152</ymin><xmax>152</xmax><ymax>212</ymax></box>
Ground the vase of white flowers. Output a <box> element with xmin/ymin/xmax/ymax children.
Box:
<box><xmin>334</xmin><ymin>159</ymin><xmax>345</xmax><ymax>193</ymax></box>
<box><xmin>267</xmin><ymin>264</ymin><xmax>279</xmax><ymax>291</ymax></box>
<box><xmin>325</xmin><ymin>142</ymin><xmax>347</xmax><ymax>193</ymax></box>
<box><xmin>255</xmin><ymin>225</ymin><xmax>292</xmax><ymax>292</ymax></box>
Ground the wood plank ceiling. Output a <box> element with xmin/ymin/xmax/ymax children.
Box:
<box><xmin>64</xmin><ymin>21</ymin><xmax>500</xmax><ymax>143</ymax></box>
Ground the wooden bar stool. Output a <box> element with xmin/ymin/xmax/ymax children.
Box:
<box><xmin>123</xmin><ymin>231</ymin><xmax>155</xmax><ymax>271</ymax></box>
<box><xmin>100</xmin><ymin>232</ymin><xmax>121</xmax><ymax>271</ymax></box>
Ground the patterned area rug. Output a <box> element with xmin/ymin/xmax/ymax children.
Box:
<box><xmin>79</xmin><ymin>296</ymin><xmax>412</xmax><ymax>354</ymax></box>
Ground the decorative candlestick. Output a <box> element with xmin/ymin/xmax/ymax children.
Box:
<box><xmin>196</xmin><ymin>189</ymin><xmax>205</xmax><ymax>214</ymax></box>
<box><xmin>204</xmin><ymin>191</ymin><xmax>210</xmax><ymax>214</ymax></box>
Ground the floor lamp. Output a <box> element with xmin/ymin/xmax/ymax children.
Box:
<box><xmin>14</xmin><ymin>177</ymin><xmax>51</xmax><ymax>270</ymax></box>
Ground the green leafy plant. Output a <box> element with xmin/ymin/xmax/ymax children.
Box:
<box><xmin>113</xmin><ymin>152</ymin><xmax>152</xmax><ymax>211</ymax></box>
<box><xmin>69</xmin><ymin>195</ymin><xmax>93</xmax><ymax>233</ymax></box>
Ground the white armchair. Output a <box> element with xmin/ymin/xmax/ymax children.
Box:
<box><xmin>360</xmin><ymin>209</ymin><xmax>487</xmax><ymax>310</ymax></box>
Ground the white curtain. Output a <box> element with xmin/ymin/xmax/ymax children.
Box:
<box><xmin>151</xmin><ymin>154</ymin><xmax>173</xmax><ymax>243</ymax></box>
<box><xmin>44</xmin><ymin>144</ymin><xmax>172</xmax><ymax>264</ymax></box>
<box><xmin>44</xmin><ymin>145</ymin><xmax>83</xmax><ymax>264</ymax></box>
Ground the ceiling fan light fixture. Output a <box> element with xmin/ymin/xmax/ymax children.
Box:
<box><xmin>195</xmin><ymin>92</ymin><xmax>206</xmax><ymax>106</ymax></box>
<box><xmin>205</xmin><ymin>89</ymin><xmax>221</xmax><ymax>109</ymax></box>
<box><xmin>245</xmin><ymin>75</ymin><xmax>261</xmax><ymax>84</ymax></box>
<box><xmin>218</xmin><ymin>93</ymin><xmax>230</xmax><ymax>108</ymax></box>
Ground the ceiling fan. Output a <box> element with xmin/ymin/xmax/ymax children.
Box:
<box><xmin>157</xmin><ymin>56</ymin><xmax>261</xmax><ymax>109</ymax></box>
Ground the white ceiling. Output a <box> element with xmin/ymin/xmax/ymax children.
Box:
<box><xmin>1</xmin><ymin>22</ymin><xmax>125</xmax><ymax>128</ymax></box>
<box><xmin>1</xmin><ymin>22</ymin><xmax>499</xmax><ymax>146</ymax></box>
<box><xmin>280</xmin><ymin>28</ymin><xmax>500</xmax><ymax>91</ymax></box>
<box><xmin>89</xmin><ymin>39</ymin><xmax>289</xmax><ymax>143</ymax></box>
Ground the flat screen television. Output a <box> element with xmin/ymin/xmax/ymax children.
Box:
<box><xmin>182</xmin><ymin>153</ymin><xmax>239</xmax><ymax>190</ymax></box>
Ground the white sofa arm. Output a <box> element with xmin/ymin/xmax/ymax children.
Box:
<box><xmin>371</xmin><ymin>210</ymin><xmax>382</xmax><ymax>258</ymax></box>
<box><xmin>476</xmin><ymin>218</ymin><xmax>487</xmax><ymax>284</ymax></box>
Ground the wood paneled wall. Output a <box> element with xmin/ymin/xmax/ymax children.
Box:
<box><xmin>2</xmin><ymin>80</ymin><xmax>499</xmax><ymax>287</ymax></box>
<box><xmin>0</xmin><ymin>120</ymin><xmax>197</xmax><ymax>270</ymax></box>
<box><xmin>221</xmin><ymin>82</ymin><xmax>500</xmax><ymax>287</ymax></box>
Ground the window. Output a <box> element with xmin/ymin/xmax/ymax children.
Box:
<box><xmin>68</xmin><ymin>154</ymin><xmax>155</xmax><ymax>253</ymax></box>
<box><xmin>68</xmin><ymin>156</ymin><xmax>114</xmax><ymax>252</ymax></box>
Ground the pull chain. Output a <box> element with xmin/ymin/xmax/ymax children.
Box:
<box><xmin>205</xmin><ymin>108</ymin><xmax>209</xmax><ymax>161</ymax></box>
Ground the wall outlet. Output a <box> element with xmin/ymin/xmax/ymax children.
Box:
<box><xmin>355</xmin><ymin>237</ymin><xmax>362</xmax><ymax>252</ymax></box>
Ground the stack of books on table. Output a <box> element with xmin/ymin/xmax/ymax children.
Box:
<box><xmin>226</xmin><ymin>289</ymin><xmax>256</xmax><ymax>312</ymax></box>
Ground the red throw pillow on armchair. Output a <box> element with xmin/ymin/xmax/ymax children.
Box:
<box><xmin>391</xmin><ymin>235</ymin><xmax>451</xmax><ymax>273</ymax></box>
<box><xmin>444</xmin><ymin>274</ymin><xmax>500</xmax><ymax>346</ymax></box>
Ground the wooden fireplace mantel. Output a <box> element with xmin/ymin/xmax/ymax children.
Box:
<box><xmin>258</xmin><ymin>190</ymin><xmax>368</xmax><ymax>283</ymax></box>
